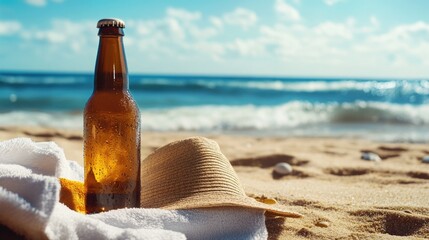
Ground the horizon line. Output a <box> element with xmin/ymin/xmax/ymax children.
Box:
<box><xmin>0</xmin><ymin>70</ymin><xmax>426</xmax><ymax>81</ymax></box>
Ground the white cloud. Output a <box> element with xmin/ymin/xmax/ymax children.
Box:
<box><xmin>189</xmin><ymin>26</ymin><xmax>218</xmax><ymax>40</ymax></box>
<box><xmin>259</xmin><ymin>23</ymin><xmax>338</xmax><ymax>60</ymax></box>
<box><xmin>26</xmin><ymin>0</ymin><xmax>46</xmax><ymax>7</ymax></box>
<box><xmin>123</xmin><ymin>36</ymin><xmax>135</xmax><ymax>47</ymax></box>
<box><xmin>360</xmin><ymin>16</ymin><xmax>380</xmax><ymax>34</ymax></box>
<box><xmin>133</xmin><ymin>20</ymin><xmax>169</xmax><ymax>52</ymax></box>
<box><xmin>0</xmin><ymin>20</ymin><xmax>22</xmax><ymax>35</ymax></box>
<box><xmin>36</xmin><ymin>31</ymin><xmax>65</xmax><ymax>43</ymax></box>
<box><xmin>228</xmin><ymin>38</ymin><xmax>267</xmax><ymax>57</ymax></box>
<box><xmin>315</xmin><ymin>20</ymin><xmax>354</xmax><ymax>39</ymax></box>
<box><xmin>134</xmin><ymin>8</ymin><xmax>208</xmax><ymax>42</ymax></box>
<box><xmin>130</xmin><ymin>8</ymin><xmax>223</xmax><ymax>60</ymax></box>
<box><xmin>9</xmin><ymin>4</ymin><xmax>429</xmax><ymax>77</ymax></box>
<box><xmin>207</xmin><ymin>8</ymin><xmax>258</xmax><ymax>31</ymax></box>
<box><xmin>166</xmin><ymin>8</ymin><xmax>201</xmax><ymax>22</ymax></box>
<box><xmin>25</xmin><ymin>0</ymin><xmax>63</xmax><ymax>7</ymax></box>
<box><xmin>128</xmin><ymin>5</ymin><xmax>429</xmax><ymax>75</ymax></box>
<box><xmin>166</xmin><ymin>18</ymin><xmax>186</xmax><ymax>40</ymax></box>
<box><xmin>370</xmin><ymin>16</ymin><xmax>379</xmax><ymax>28</ymax></box>
<box><xmin>369</xmin><ymin>21</ymin><xmax>429</xmax><ymax>46</ymax></box>
<box><xmin>210</xmin><ymin>17</ymin><xmax>223</xmax><ymax>29</ymax></box>
<box><xmin>324</xmin><ymin>0</ymin><xmax>345</xmax><ymax>6</ymax></box>
<box><xmin>194</xmin><ymin>42</ymin><xmax>226</xmax><ymax>60</ymax></box>
<box><xmin>364</xmin><ymin>21</ymin><xmax>429</xmax><ymax>66</ymax></box>
<box><xmin>255</xmin><ymin>17</ymin><xmax>381</xmax><ymax>67</ymax></box>
<box><xmin>263</xmin><ymin>19</ymin><xmax>429</xmax><ymax>74</ymax></box>
<box><xmin>275</xmin><ymin>0</ymin><xmax>301</xmax><ymax>21</ymax></box>
<box><xmin>21</xmin><ymin>19</ymin><xmax>95</xmax><ymax>52</ymax></box>
<box><xmin>222</xmin><ymin>8</ymin><xmax>258</xmax><ymax>30</ymax></box>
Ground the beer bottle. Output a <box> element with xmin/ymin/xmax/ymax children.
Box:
<box><xmin>84</xmin><ymin>18</ymin><xmax>141</xmax><ymax>214</ymax></box>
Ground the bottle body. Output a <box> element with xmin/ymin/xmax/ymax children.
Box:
<box><xmin>84</xmin><ymin>19</ymin><xmax>140</xmax><ymax>214</ymax></box>
<box><xmin>84</xmin><ymin>92</ymin><xmax>140</xmax><ymax>213</ymax></box>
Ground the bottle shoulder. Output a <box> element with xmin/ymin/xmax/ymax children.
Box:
<box><xmin>85</xmin><ymin>91</ymin><xmax>139</xmax><ymax>115</ymax></box>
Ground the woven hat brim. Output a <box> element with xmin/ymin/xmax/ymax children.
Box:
<box><xmin>150</xmin><ymin>192</ymin><xmax>303</xmax><ymax>218</ymax></box>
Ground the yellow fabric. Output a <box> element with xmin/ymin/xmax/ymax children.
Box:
<box><xmin>59</xmin><ymin>178</ymin><xmax>85</xmax><ymax>213</ymax></box>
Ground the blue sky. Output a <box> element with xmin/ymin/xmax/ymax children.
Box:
<box><xmin>1</xmin><ymin>0</ymin><xmax>429</xmax><ymax>78</ymax></box>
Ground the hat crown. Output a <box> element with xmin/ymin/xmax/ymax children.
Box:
<box><xmin>140</xmin><ymin>137</ymin><xmax>303</xmax><ymax>218</ymax></box>
<box><xmin>141</xmin><ymin>137</ymin><xmax>245</xmax><ymax>208</ymax></box>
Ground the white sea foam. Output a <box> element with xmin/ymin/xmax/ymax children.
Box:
<box><xmin>0</xmin><ymin>111</ymin><xmax>83</xmax><ymax>129</ymax></box>
<box><xmin>143</xmin><ymin>103</ymin><xmax>327</xmax><ymax>131</ymax></box>
<box><xmin>138</xmin><ymin>78</ymin><xmax>429</xmax><ymax>94</ymax></box>
<box><xmin>0</xmin><ymin>75</ymin><xmax>86</xmax><ymax>85</ymax></box>
<box><xmin>3</xmin><ymin>74</ymin><xmax>429</xmax><ymax>94</ymax></box>
<box><xmin>142</xmin><ymin>102</ymin><xmax>429</xmax><ymax>131</ymax></box>
<box><xmin>1</xmin><ymin>101</ymin><xmax>428</xmax><ymax>133</ymax></box>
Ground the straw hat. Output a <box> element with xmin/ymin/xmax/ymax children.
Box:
<box><xmin>140</xmin><ymin>137</ymin><xmax>302</xmax><ymax>218</ymax></box>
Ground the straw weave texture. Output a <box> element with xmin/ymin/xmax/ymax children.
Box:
<box><xmin>140</xmin><ymin>137</ymin><xmax>302</xmax><ymax>218</ymax></box>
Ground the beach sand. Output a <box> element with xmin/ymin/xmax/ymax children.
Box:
<box><xmin>1</xmin><ymin>127</ymin><xmax>428</xmax><ymax>239</ymax></box>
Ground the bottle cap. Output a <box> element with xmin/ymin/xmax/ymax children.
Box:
<box><xmin>97</xmin><ymin>18</ymin><xmax>125</xmax><ymax>28</ymax></box>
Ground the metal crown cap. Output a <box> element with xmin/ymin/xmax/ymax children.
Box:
<box><xmin>97</xmin><ymin>18</ymin><xmax>125</xmax><ymax>28</ymax></box>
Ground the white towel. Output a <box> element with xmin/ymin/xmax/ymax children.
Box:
<box><xmin>0</xmin><ymin>138</ymin><xmax>268</xmax><ymax>240</ymax></box>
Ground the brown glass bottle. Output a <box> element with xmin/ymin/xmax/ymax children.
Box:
<box><xmin>84</xmin><ymin>18</ymin><xmax>140</xmax><ymax>214</ymax></box>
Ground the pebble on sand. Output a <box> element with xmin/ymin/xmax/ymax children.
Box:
<box><xmin>315</xmin><ymin>221</ymin><xmax>330</xmax><ymax>228</ymax></box>
<box><xmin>422</xmin><ymin>156</ymin><xmax>429</xmax><ymax>163</ymax></box>
<box><xmin>361</xmin><ymin>152</ymin><xmax>381</xmax><ymax>162</ymax></box>
<box><xmin>274</xmin><ymin>162</ymin><xmax>293</xmax><ymax>175</ymax></box>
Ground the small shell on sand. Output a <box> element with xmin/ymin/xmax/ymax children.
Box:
<box><xmin>361</xmin><ymin>152</ymin><xmax>381</xmax><ymax>162</ymax></box>
<box><xmin>274</xmin><ymin>162</ymin><xmax>293</xmax><ymax>175</ymax></box>
<box><xmin>315</xmin><ymin>221</ymin><xmax>330</xmax><ymax>228</ymax></box>
<box><xmin>262</xmin><ymin>198</ymin><xmax>277</xmax><ymax>204</ymax></box>
<box><xmin>254</xmin><ymin>195</ymin><xmax>278</xmax><ymax>204</ymax></box>
<box><xmin>422</xmin><ymin>156</ymin><xmax>429</xmax><ymax>163</ymax></box>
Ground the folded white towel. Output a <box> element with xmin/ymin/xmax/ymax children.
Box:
<box><xmin>0</xmin><ymin>138</ymin><xmax>268</xmax><ymax>240</ymax></box>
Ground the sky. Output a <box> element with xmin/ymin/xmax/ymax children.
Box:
<box><xmin>1</xmin><ymin>0</ymin><xmax>429</xmax><ymax>78</ymax></box>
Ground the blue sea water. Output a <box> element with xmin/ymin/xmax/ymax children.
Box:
<box><xmin>1</xmin><ymin>72</ymin><xmax>429</xmax><ymax>142</ymax></box>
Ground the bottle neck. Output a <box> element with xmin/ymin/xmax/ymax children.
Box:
<box><xmin>94</xmin><ymin>28</ymin><xmax>128</xmax><ymax>92</ymax></box>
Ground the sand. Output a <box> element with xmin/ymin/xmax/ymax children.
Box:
<box><xmin>1</xmin><ymin>127</ymin><xmax>428</xmax><ymax>239</ymax></box>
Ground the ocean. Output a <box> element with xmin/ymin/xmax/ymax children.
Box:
<box><xmin>1</xmin><ymin>72</ymin><xmax>429</xmax><ymax>142</ymax></box>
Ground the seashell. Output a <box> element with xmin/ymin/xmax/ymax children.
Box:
<box><xmin>261</xmin><ymin>198</ymin><xmax>277</xmax><ymax>204</ymax></box>
<box><xmin>255</xmin><ymin>196</ymin><xmax>278</xmax><ymax>205</ymax></box>
<box><xmin>274</xmin><ymin>162</ymin><xmax>293</xmax><ymax>175</ymax></box>
<box><xmin>361</xmin><ymin>152</ymin><xmax>381</xmax><ymax>162</ymax></box>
